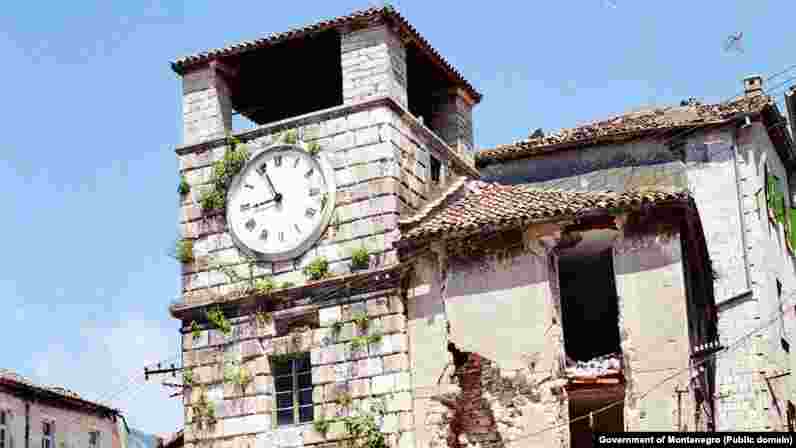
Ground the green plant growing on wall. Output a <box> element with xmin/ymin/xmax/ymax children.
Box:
<box><xmin>331</xmin><ymin>320</ymin><xmax>344</xmax><ymax>336</ymax></box>
<box><xmin>351</xmin><ymin>311</ymin><xmax>369</xmax><ymax>330</ymax></box>
<box><xmin>206</xmin><ymin>306</ymin><xmax>232</xmax><ymax>336</ymax></box>
<box><xmin>175</xmin><ymin>239</ymin><xmax>194</xmax><ymax>263</ymax></box>
<box><xmin>190</xmin><ymin>321</ymin><xmax>201</xmax><ymax>340</ymax></box>
<box><xmin>282</xmin><ymin>129</ymin><xmax>298</xmax><ymax>144</ymax></box>
<box><xmin>192</xmin><ymin>389</ymin><xmax>217</xmax><ymax>429</ymax></box>
<box><xmin>254</xmin><ymin>310</ymin><xmax>272</xmax><ymax>328</ymax></box>
<box><xmin>179</xmin><ymin>175</ymin><xmax>190</xmax><ymax>196</ymax></box>
<box><xmin>313</xmin><ymin>417</ymin><xmax>331</xmax><ymax>435</ymax></box>
<box><xmin>341</xmin><ymin>400</ymin><xmax>387</xmax><ymax>448</ymax></box>
<box><xmin>224</xmin><ymin>361</ymin><xmax>252</xmax><ymax>389</ymax></box>
<box><xmin>336</xmin><ymin>391</ymin><xmax>353</xmax><ymax>409</ymax></box>
<box><xmin>351</xmin><ymin>333</ymin><xmax>382</xmax><ymax>352</ymax></box>
<box><xmin>199</xmin><ymin>188</ymin><xmax>225</xmax><ymax>211</ymax></box>
<box><xmin>350</xmin><ymin>247</ymin><xmax>370</xmax><ymax>271</ymax></box>
<box><xmin>183</xmin><ymin>369</ymin><xmax>194</xmax><ymax>386</ymax></box>
<box><xmin>303</xmin><ymin>257</ymin><xmax>330</xmax><ymax>281</ymax></box>
<box><xmin>254</xmin><ymin>276</ymin><xmax>275</xmax><ymax>295</ymax></box>
<box><xmin>280</xmin><ymin>281</ymin><xmax>296</xmax><ymax>289</ymax></box>
<box><xmin>307</xmin><ymin>141</ymin><xmax>322</xmax><ymax>156</ymax></box>
<box><xmin>198</xmin><ymin>134</ymin><xmax>250</xmax><ymax>212</ymax></box>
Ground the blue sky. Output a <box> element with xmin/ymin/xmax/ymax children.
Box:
<box><xmin>1</xmin><ymin>0</ymin><xmax>795</xmax><ymax>436</ymax></box>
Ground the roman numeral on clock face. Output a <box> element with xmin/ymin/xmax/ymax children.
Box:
<box><xmin>259</xmin><ymin>229</ymin><xmax>268</xmax><ymax>241</ymax></box>
<box><xmin>279</xmin><ymin>231</ymin><xmax>285</xmax><ymax>242</ymax></box>
<box><xmin>257</xmin><ymin>163</ymin><xmax>267</xmax><ymax>175</ymax></box>
<box><xmin>240</xmin><ymin>203</ymin><xmax>251</xmax><ymax>212</ymax></box>
<box><xmin>245</xmin><ymin>218</ymin><xmax>256</xmax><ymax>231</ymax></box>
<box><xmin>293</xmin><ymin>157</ymin><xmax>300</xmax><ymax>168</ymax></box>
<box><xmin>309</xmin><ymin>187</ymin><xmax>320</xmax><ymax>197</ymax></box>
<box><xmin>274</xmin><ymin>155</ymin><xmax>282</xmax><ymax>167</ymax></box>
<box><xmin>304</xmin><ymin>167</ymin><xmax>314</xmax><ymax>179</ymax></box>
<box><xmin>305</xmin><ymin>208</ymin><xmax>316</xmax><ymax>218</ymax></box>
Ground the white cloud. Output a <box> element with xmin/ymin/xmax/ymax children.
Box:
<box><xmin>29</xmin><ymin>314</ymin><xmax>182</xmax><ymax>435</ymax></box>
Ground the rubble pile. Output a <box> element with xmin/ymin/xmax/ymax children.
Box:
<box><xmin>565</xmin><ymin>352</ymin><xmax>622</xmax><ymax>378</ymax></box>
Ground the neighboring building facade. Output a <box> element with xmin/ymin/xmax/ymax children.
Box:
<box><xmin>0</xmin><ymin>370</ymin><xmax>126</xmax><ymax>448</ymax></box>
<box><xmin>170</xmin><ymin>6</ymin><xmax>796</xmax><ymax>448</ymax></box>
<box><xmin>478</xmin><ymin>79</ymin><xmax>796</xmax><ymax>433</ymax></box>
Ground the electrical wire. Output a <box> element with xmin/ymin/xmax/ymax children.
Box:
<box><xmin>642</xmin><ymin>63</ymin><xmax>796</xmax><ymax>148</ymax></box>
<box><xmin>465</xmin><ymin>302</ymin><xmax>796</xmax><ymax>444</ymax></box>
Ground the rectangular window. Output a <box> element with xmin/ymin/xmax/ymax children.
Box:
<box><xmin>42</xmin><ymin>422</ymin><xmax>53</xmax><ymax>448</ymax></box>
<box><xmin>272</xmin><ymin>353</ymin><xmax>313</xmax><ymax>426</ymax></box>
<box><xmin>88</xmin><ymin>432</ymin><xmax>100</xmax><ymax>448</ymax></box>
<box><xmin>430</xmin><ymin>156</ymin><xmax>441</xmax><ymax>183</ymax></box>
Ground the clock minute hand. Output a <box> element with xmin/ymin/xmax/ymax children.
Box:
<box><xmin>263</xmin><ymin>173</ymin><xmax>282</xmax><ymax>203</ymax></box>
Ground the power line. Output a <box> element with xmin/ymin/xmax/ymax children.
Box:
<box><xmin>645</xmin><ymin>63</ymin><xmax>796</xmax><ymax>148</ymax></box>
<box><xmin>483</xmin><ymin>302</ymin><xmax>795</xmax><ymax>444</ymax></box>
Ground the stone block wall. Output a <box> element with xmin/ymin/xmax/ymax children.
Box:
<box><xmin>341</xmin><ymin>25</ymin><xmax>407</xmax><ymax>110</ymax></box>
<box><xmin>182</xmin><ymin>66</ymin><xmax>233</xmax><ymax>147</ymax></box>
<box><xmin>181</xmin><ymin>291</ymin><xmax>414</xmax><ymax>448</ymax></box>
<box><xmin>177</xmin><ymin>105</ymin><xmax>404</xmax><ymax>305</ymax></box>
<box><xmin>429</xmin><ymin>90</ymin><xmax>475</xmax><ymax>159</ymax></box>
<box><xmin>177</xmin><ymin>99</ymin><xmax>471</xmax><ymax>306</ymax></box>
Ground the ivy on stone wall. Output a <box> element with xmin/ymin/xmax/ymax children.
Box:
<box><xmin>199</xmin><ymin>135</ymin><xmax>250</xmax><ymax>212</ymax></box>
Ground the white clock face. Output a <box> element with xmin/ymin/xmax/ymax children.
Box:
<box><xmin>227</xmin><ymin>144</ymin><xmax>335</xmax><ymax>261</ymax></box>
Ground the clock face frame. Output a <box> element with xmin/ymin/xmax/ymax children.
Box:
<box><xmin>226</xmin><ymin>143</ymin><xmax>337</xmax><ymax>262</ymax></box>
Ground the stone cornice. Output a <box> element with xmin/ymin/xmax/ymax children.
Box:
<box><xmin>174</xmin><ymin>95</ymin><xmax>479</xmax><ymax>178</ymax></box>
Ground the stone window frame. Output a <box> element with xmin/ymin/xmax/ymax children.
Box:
<box><xmin>272</xmin><ymin>353</ymin><xmax>313</xmax><ymax>427</ymax></box>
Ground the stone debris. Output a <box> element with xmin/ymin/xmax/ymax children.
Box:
<box><xmin>565</xmin><ymin>352</ymin><xmax>622</xmax><ymax>378</ymax></box>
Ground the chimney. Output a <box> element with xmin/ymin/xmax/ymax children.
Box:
<box><xmin>743</xmin><ymin>75</ymin><xmax>764</xmax><ymax>96</ymax></box>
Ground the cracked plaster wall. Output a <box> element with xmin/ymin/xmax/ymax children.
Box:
<box><xmin>407</xmin><ymin>241</ymin><xmax>570</xmax><ymax>448</ymax></box>
<box><xmin>613</xmin><ymin>231</ymin><xmax>698</xmax><ymax>431</ymax></box>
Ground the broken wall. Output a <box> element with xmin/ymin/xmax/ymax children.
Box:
<box><xmin>613</xmin><ymin>230</ymin><xmax>695</xmax><ymax>430</ymax></box>
<box><xmin>406</xmin><ymin>236</ymin><xmax>570</xmax><ymax>448</ymax></box>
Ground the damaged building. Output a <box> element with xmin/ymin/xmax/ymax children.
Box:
<box><xmin>169</xmin><ymin>5</ymin><xmax>796</xmax><ymax>448</ymax></box>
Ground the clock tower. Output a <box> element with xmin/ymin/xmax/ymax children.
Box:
<box><xmin>171</xmin><ymin>6</ymin><xmax>480</xmax><ymax>447</ymax></box>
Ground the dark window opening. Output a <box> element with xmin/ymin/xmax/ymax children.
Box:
<box><xmin>430</xmin><ymin>155</ymin><xmax>441</xmax><ymax>183</ymax></box>
<box><xmin>788</xmin><ymin>401</ymin><xmax>796</xmax><ymax>432</ymax></box>
<box><xmin>778</xmin><ymin>279</ymin><xmax>783</xmax><ymax>298</ymax></box>
<box><xmin>273</xmin><ymin>353</ymin><xmax>313</xmax><ymax>426</ymax></box>
<box><xmin>569</xmin><ymin>388</ymin><xmax>624</xmax><ymax>448</ymax></box>
<box><xmin>559</xmin><ymin>250</ymin><xmax>622</xmax><ymax>363</ymax></box>
<box><xmin>782</xmin><ymin>338</ymin><xmax>790</xmax><ymax>353</ymax></box>
<box><xmin>229</xmin><ymin>30</ymin><xmax>343</xmax><ymax>126</ymax></box>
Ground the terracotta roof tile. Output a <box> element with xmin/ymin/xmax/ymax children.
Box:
<box><xmin>170</xmin><ymin>6</ymin><xmax>481</xmax><ymax>103</ymax></box>
<box><xmin>399</xmin><ymin>181</ymin><xmax>690</xmax><ymax>242</ymax></box>
<box><xmin>0</xmin><ymin>369</ymin><xmax>118</xmax><ymax>413</ymax></box>
<box><xmin>478</xmin><ymin>94</ymin><xmax>771</xmax><ymax>164</ymax></box>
